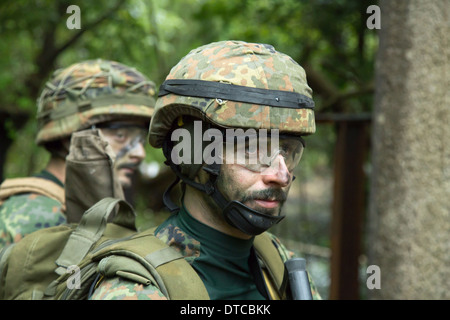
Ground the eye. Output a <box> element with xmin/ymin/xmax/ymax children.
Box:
<box><xmin>113</xmin><ymin>129</ymin><xmax>128</xmax><ymax>143</ymax></box>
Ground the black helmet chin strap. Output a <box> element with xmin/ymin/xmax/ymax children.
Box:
<box><xmin>162</xmin><ymin>139</ymin><xmax>285</xmax><ymax>236</ymax></box>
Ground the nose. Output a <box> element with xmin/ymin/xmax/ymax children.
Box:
<box><xmin>128</xmin><ymin>141</ymin><xmax>146</xmax><ymax>161</ymax></box>
<box><xmin>261</xmin><ymin>155</ymin><xmax>291</xmax><ymax>187</ymax></box>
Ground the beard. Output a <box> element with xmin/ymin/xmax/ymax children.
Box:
<box><xmin>240</xmin><ymin>188</ymin><xmax>287</xmax><ymax>216</ymax></box>
<box><xmin>114</xmin><ymin>162</ymin><xmax>140</xmax><ymax>188</ymax></box>
<box><xmin>216</xmin><ymin>170</ymin><xmax>289</xmax><ymax>217</ymax></box>
<box><xmin>117</xmin><ymin>162</ymin><xmax>139</xmax><ymax>175</ymax></box>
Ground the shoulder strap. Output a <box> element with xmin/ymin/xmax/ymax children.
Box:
<box><xmin>91</xmin><ymin>227</ymin><xmax>210</xmax><ymax>300</ymax></box>
<box><xmin>0</xmin><ymin>177</ymin><xmax>65</xmax><ymax>211</ymax></box>
<box><xmin>254</xmin><ymin>232</ymin><xmax>288</xmax><ymax>299</ymax></box>
<box><xmin>54</xmin><ymin>197</ymin><xmax>135</xmax><ymax>276</ymax></box>
<box><xmin>0</xmin><ymin>243</ymin><xmax>15</xmax><ymax>280</ymax></box>
<box><xmin>43</xmin><ymin>197</ymin><xmax>136</xmax><ymax>298</ymax></box>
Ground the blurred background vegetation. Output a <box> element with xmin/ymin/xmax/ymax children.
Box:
<box><xmin>0</xmin><ymin>0</ymin><xmax>379</xmax><ymax>299</ymax></box>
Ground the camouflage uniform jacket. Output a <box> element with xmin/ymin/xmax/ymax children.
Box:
<box><xmin>0</xmin><ymin>171</ymin><xmax>66</xmax><ymax>249</ymax></box>
<box><xmin>90</xmin><ymin>205</ymin><xmax>321</xmax><ymax>300</ymax></box>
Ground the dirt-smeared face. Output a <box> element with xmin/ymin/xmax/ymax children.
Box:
<box><xmin>99</xmin><ymin>121</ymin><xmax>148</xmax><ymax>188</ymax></box>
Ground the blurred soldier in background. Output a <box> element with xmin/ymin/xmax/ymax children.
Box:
<box><xmin>0</xmin><ymin>59</ymin><xmax>156</xmax><ymax>248</ymax></box>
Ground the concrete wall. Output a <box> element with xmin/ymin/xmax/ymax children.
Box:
<box><xmin>368</xmin><ymin>0</ymin><xmax>449</xmax><ymax>299</ymax></box>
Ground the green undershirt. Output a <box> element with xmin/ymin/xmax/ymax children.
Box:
<box><xmin>155</xmin><ymin>205</ymin><xmax>265</xmax><ymax>300</ymax></box>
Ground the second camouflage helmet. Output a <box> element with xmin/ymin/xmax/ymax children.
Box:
<box><xmin>36</xmin><ymin>59</ymin><xmax>156</xmax><ymax>145</ymax></box>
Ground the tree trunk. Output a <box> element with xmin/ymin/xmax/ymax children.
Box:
<box><xmin>368</xmin><ymin>0</ymin><xmax>449</xmax><ymax>299</ymax></box>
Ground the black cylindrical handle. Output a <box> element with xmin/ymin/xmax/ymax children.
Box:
<box><xmin>285</xmin><ymin>258</ymin><xmax>313</xmax><ymax>300</ymax></box>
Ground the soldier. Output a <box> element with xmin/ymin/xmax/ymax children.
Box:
<box><xmin>90</xmin><ymin>40</ymin><xmax>320</xmax><ymax>300</ymax></box>
<box><xmin>0</xmin><ymin>59</ymin><xmax>156</xmax><ymax>248</ymax></box>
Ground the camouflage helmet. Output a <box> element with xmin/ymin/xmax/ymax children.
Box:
<box><xmin>36</xmin><ymin>59</ymin><xmax>156</xmax><ymax>145</ymax></box>
<box><xmin>149</xmin><ymin>40</ymin><xmax>315</xmax><ymax>148</ymax></box>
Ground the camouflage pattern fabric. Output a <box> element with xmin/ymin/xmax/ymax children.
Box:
<box><xmin>0</xmin><ymin>193</ymin><xmax>65</xmax><ymax>249</ymax></box>
<box><xmin>149</xmin><ymin>40</ymin><xmax>315</xmax><ymax>149</ymax></box>
<box><xmin>90</xmin><ymin>223</ymin><xmax>321</xmax><ymax>300</ymax></box>
<box><xmin>37</xmin><ymin>59</ymin><xmax>156</xmax><ymax>145</ymax></box>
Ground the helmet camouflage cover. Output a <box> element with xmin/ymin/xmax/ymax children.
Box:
<box><xmin>149</xmin><ymin>40</ymin><xmax>315</xmax><ymax>148</ymax></box>
<box><xmin>36</xmin><ymin>59</ymin><xmax>156</xmax><ymax>145</ymax></box>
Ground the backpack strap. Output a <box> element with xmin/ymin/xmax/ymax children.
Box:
<box><xmin>92</xmin><ymin>230</ymin><xmax>283</xmax><ymax>300</ymax></box>
<box><xmin>54</xmin><ymin>197</ymin><xmax>135</xmax><ymax>275</ymax></box>
<box><xmin>43</xmin><ymin>197</ymin><xmax>136</xmax><ymax>298</ymax></box>
<box><xmin>0</xmin><ymin>243</ymin><xmax>15</xmax><ymax>282</ymax></box>
<box><xmin>253</xmin><ymin>233</ymin><xmax>289</xmax><ymax>300</ymax></box>
<box><xmin>91</xmin><ymin>228</ymin><xmax>210</xmax><ymax>300</ymax></box>
<box><xmin>0</xmin><ymin>177</ymin><xmax>65</xmax><ymax>211</ymax></box>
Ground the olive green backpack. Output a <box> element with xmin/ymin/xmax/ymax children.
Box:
<box><xmin>0</xmin><ymin>197</ymin><xmax>287</xmax><ymax>300</ymax></box>
<box><xmin>0</xmin><ymin>197</ymin><xmax>210</xmax><ymax>300</ymax></box>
